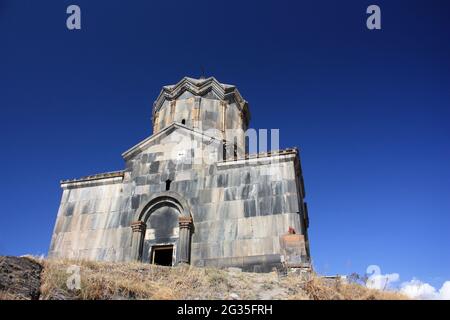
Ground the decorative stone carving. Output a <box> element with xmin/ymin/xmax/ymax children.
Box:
<box><xmin>130</xmin><ymin>221</ymin><xmax>146</xmax><ymax>261</ymax></box>
<box><xmin>131</xmin><ymin>221</ymin><xmax>146</xmax><ymax>233</ymax></box>
<box><xmin>178</xmin><ymin>216</ymin><xmax>193</xmax><ymax>229</ymax></box>
<box><xmin>178</xmin><ymin>216</ymin><xmax>193</xmax><ymax>264</ymax></box>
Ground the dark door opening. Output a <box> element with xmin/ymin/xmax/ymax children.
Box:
<box><xmin>151</xmin><ymin>245</ymin><xmax>173</xmax><ymax>266</ymax></box>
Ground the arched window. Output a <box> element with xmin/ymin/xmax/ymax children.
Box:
<box><xmin>222</xmin><ymin>142</ymin><xmax>227</xmax><ymax>161</ymax></box>
<box><xmin>245</xmin><ymin>135</ymin><xmax>250</xmax><ymax>156</ymax></box>
<box><xmin>165</xmin><ymin>179</ymin><xmax>172</xmax><ymax>191</ymax></box>
<box><xmin>181</xmin><ymin>119</ymin><xmax>186</xmax><ymax>125</ymax></box>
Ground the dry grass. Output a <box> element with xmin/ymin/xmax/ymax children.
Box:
<box><xmin>40</xmin><ymin>259</ymin><xmax>238</xmax><ymax>300</ymax></box>
<box><xmin>281</xmin><ymin>273</ymin><xmax>407</xmax><ymax>300</ymax></box>
<box><xmin>0</xmin><ymin>291</ymin><xmax>17</xmax><ymax>300</ymax></box>
<box><xmin>34</xmin><ymin>259</ymin><xmax>409</xmax><ymax>300</ymax></box>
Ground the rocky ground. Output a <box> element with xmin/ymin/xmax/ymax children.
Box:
<box><xmin>0</xmin><ymin>256</ymin><xmax>407</xmax><ymax>300</ymax></box>
<box><xmin>0</xmin><ymin>256</ymin><xmax>42</xmax><ymax>299</ymax></box>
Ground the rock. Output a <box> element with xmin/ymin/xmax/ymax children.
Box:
<box><xmin>229</xmin><ymin>293</ymin><xmax>240</xmax><ymax>300</ymax></box>
<box><xmin>47</xmin><ymin>289</ymin><xmax>69</xmax><ymax>300</ymax></box>
<box><xmin>0</xmin><ymin>256</ymin><xmax>43</xmax><ymax>300</ymax></box>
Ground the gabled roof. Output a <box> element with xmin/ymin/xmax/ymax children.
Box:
<box><xmin>152</xmin><ymin>76</ymin><xmax>250</xmax><ymax>120</ymax></box>
<box><xmin>121</xmin><ymin>122</ymin><xmax>222</xmax><ymax>160</ymax></box>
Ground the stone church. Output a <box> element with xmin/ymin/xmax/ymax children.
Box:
<box><xmin>49</xmin><ymin>77</ymin><xmax>311</xmax><ymax>272</ymax></box>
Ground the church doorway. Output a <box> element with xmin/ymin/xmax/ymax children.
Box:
<box><xmin>131</xmin><ymin>193</ymin><xmax>193</xmax><ymax>265</ymax></box>
<box><xmin>151</xmin><ymin>245</ymin><xmax>174</xmax><ymax>266</ymax></box>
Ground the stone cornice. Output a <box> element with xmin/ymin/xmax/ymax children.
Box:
<box><xmin>217</xmin><ymin>148</ymin><xmax>299</xmax><ymax>168</ymax></box>
<box><xmin>60</xmin><ymin>171</ymin><xmax>124</xmax><ymax>189</ymax></box>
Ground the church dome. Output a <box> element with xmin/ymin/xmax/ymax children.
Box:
<box><xmin>151</xmin><ymin>77</ymin><xmax>250</xmax><ymax>140</ymax></box>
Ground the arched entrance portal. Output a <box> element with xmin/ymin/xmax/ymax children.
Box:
<box><xmin>130</xmin><ymin>191</ymin><xmax>193</xmax><ymax>265</ymax></box>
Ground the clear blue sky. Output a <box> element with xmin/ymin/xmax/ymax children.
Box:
<box><xmin>1</xmin><ymin>0</ymin><xmax>449</xmax><ymax>288</ymax></box>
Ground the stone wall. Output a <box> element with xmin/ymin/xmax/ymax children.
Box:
<box><xmin>49</xmin><ymin>174</ymin><xmax>131</xmax><ymax>261</ymax></box>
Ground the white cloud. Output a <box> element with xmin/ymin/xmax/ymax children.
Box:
<box><xmin>363</xmin><ymin>266</ymin><xmax>450</xmax><ymax>300</ymax></box>
<box><xmin>400</xmin><ymin>280</ymin><xmax>450</xmax><ymax>300</ymax></box>
<box><xmin>439</xmin><ymin>281</ymin><xmax>450</xmax><ymax>300</ymax></box>
<box><xmin>400</xmin><ymin>279</ymin><xmax>438</xmax><ymax>299</ymax></box>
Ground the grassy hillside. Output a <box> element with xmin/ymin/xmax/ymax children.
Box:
<box><xmin>0</xmin><ymin>257</ymin><xmax>407</xmax><ymax>300</ymax></box>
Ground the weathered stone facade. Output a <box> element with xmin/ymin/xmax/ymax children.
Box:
<box><xmin>49</xmin><ymin>77</ymin><xmax>311</xmax><ymax>272</ymax></box>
